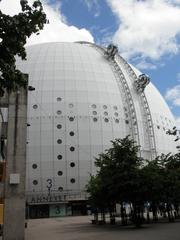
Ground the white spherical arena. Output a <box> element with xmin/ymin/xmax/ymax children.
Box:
<box><xmin>16</xmin><ymin>42</ymin><xmax>177</xmax><ymax>217</ymax></box>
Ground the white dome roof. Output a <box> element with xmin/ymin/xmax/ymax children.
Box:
<box><xmin>15</xmin><ymin>42</ymin><xmax>177</xmax><ymax>199</ymax></box>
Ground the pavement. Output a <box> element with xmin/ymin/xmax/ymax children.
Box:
<box><xmin>25</xmin><ymin>215</ymin><xmax>180</xmax><ymax>240</ymax></box>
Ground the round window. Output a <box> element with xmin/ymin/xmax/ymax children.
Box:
<box><xmin>57</xmin><ymin>124</ymin><xmax>62</xmax><ymax>129</ymax></box>
<box><xmin>58</xmin><ymin>187</ymin><xmax>63</xmax><ymax>192</ymax></box>
<box><xmin>57</xmin><ymin>97</ymin><xmax>62</xmax><ymax>102</ymax></box>
<box><xmin>125</xmin><ymin>120</ymin><xmax>129</xmax><ymax>124</ymax></box>
<box><xmin>58</xmin><ymin>171</ymin><xmax>63</xmax><ymax>176</ymax></box>
<box><xmin>92</xmin><ymin>111</ymin><xmax>97</xmax><ymax>115</ymax></box>
<box><xmin>104</xmin><ymin>118</ymin><xmax>109</xmax><ymax>123</ymax></box>
<box><xmin>56</xmin><ymin>110</ymin><xmax>62</xmax><ymax>115</ymax></box>
<box><xmin>104</xmin><ymin>111</ymin><xmax>108</xmax><ymax>116</ymax></box>
<box><xmin>69</xmin><ymin>117</ymin><xmax>74</xmax><ymax>121</ymax></box>
<box><xmin>70</xmin><ymin>146</ymin><xmax>75</xmax><ymax>152</ymax></box>
<box><xmin>93</xmin><ymin>117</ymin><xmax>98</xmax><ymax>122</ymax></box>
<box><xmin>32</xmin><ymin>164</ymin><xmax>37</xmax><ymax>169</ymax></box>
<box><xmin>70</xmin><ymin>162</ymin><xmax>75</xmax><ymax>167</ymax></box>
<box><xmin>33</xmin><ymin>180</ymin><xmax>38</xmax><ymax>185</ymax></box>
<box><xmin>70</xmin><ymin>178</ymin><xmax>75</xmax><ymax>183</ymax></box>
<box><xmin>114</xmin><ymin>106</ymin><xmax>118</xmax><ymax>110</ymax></box>
<box><xmin>69</xmin><ymin>131</ymin><xmax>74</xmax><ymax>136</ymax></box>
<box><xmin>57</xmin><ymin>155</ymin><xmax>62</xmax><ymax>160</ymax></box>
<box><xmin>69</xmin><ymin>103</ymin><xmax>74</xmax><ymax>108</ymax></box>
<box><xmin>103</xmin><ymin>105</ymin><xmax>107</xmax><ymax>109</ymax></box>
<box><xmin>115</xmin><ymin>119</ymin><xmax>119</xmax><ymax>123</ymax></box>
<box><xmin>33</xmin><ymin>104</ymin><xmax>38</xmax><ymax>109</ymax></box>
<box><xmin>57</xmin><ymin>139</ymin><xmax>62</xmax><ymax>144</ymax></box>
<box><xmin>114</xmin><ymin>112</ymin><xmax>118</xmax><ymax>117</ymax></box>
<box><xmin>91</xmin><ymin>104</ymin><xmax>96</xmax><ymax>109</ymax></box>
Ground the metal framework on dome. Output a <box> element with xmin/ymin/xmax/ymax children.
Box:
<box><xmin>75</xmin><ymin>41</ymin><xmax>157</xmax><ymax>160</ymax></box>
<box><xmin>105</xmin><ymin>44</ymin><xmax>118</xmax><ymax>60</ymax></box>
<box><xmin>116</xmin><ymin>54</ymin><xmax>157</xmax><ymax>160</ymax></box>
<box><xmin>91</xmin><ymin>43</ymin><xmax>141</xmax><ymax>147</ymax></box>
<box><xmin>134</xmin><ymin>74</ymin><xmax>150</xmax><ymax>93</ymax></box>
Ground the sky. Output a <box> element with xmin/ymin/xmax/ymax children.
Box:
<box><xmin>0</xmin><ymin>0</ymin><xmax>180</xmax><ymax>127</ymax></box>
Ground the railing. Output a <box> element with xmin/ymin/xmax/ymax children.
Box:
<box><xmin>83</xmin><ymin>42</ymin><xmax>140</xmax><ymax>146</ymax></box>
<box><xmin>76</xmin><ymin>41</ymin><xmax>157</xmax><ymax>159</ymax></box>
<box><xmin>117</xmin><ymin>55</ymin><xmax>157</xmax><ymax>160</ymax></box>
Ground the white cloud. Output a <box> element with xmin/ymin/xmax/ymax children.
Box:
<box><xmin>170</xmin><ymin>0</ymin><xmax>180</xmax><ymax>6</ymax></box>
<box><xmin>135</xmin><ymin>60</ymin><xmax>157</xmax><ymax>70</ymax></box>
<box><xmin>165</xmin><ymin>85</ymin><xmax>180</xmax><ymax>106</ymax></box>
<box><xmin>0</xmin><ymin>0</ymin><xmax>94</xmax><ymax>45</ymax></box>
<box><xmin>107</xmin><ymin>0</ymin><xmax>180</xmax><ymax>60</ymax></box>
<box><xmin>82</xmin><ymin>0</ymin><xmax>100</xmax><ymax>17</ymax></box>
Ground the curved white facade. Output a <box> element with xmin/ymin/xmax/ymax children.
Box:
<box><xmin>15</xmin><ymin>42</ymin><xmax>177</xmax><ymax>200</ymax></box>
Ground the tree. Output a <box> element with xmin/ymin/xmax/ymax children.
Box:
<box><xmin>87</xmin><ymin>136</ymin><xmax>144</xmax><ymax>226</ymax></box>
<box><xmin>159</xmin><ymin>153</ymin><xmax>180</xmax><ymax>220</ymax></box>
<box><xmin>86</xmin><ymin>175</ymin><xmax>109</xmax><ymax>223</ymax></box>
<box><xmin>141</xmin><ymin>158</ymin><xmax>166</xmax><ymax>222</ymax></box>
<box><xmin>134</xmin><ymin>153</ymin><xmax>180</xmax><ymax>223</ymax></box>
<box><xmin>0</xmin><ymin>0</ymin><xmax>48</xmax><ymax>96</ymax></box>
<box><xmin>87</xmin><ymin>136</ymin><xmax>180</xmax><ymax>227</ymax></box>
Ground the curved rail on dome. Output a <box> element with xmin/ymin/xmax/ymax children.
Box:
<box><xmin>75</xmin><ymin>41</ymin><xmax>93</xmax><ymax>45</ymax></box>
<box><xmin>75</xmin><ymin>42</ymin><xmax>141</xmax><ymax>147</ymax></box>
<box><xmin>116</xmin><ymin>55</ymin><xmax>157</xmax><ymax>160</ymax></box>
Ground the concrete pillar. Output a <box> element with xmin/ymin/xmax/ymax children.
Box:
<box><xmin>3</xmin><ymin>88</ymin><xmax>27</xmax><ymax>240</ymax></box>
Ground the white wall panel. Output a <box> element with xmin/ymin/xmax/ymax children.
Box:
<box><xmin>15</xmin><ymin>42</ymin><xmax>177</xmax><ymax>199</ymax></box>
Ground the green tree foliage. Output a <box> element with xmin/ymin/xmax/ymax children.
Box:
<box><xmin>94</xmin><ymin>137</ymin><xmax>143</xmax><ymax>204</ymax></box>
<box><xmin>0</xmin><ymin>0</ymin><xmax>48</xmax><ymax>96</ymax></box>
<box><xmin>159</xmin><ymin>153</ymin><xmax>180</xmax><ymax>219</ymax></box>
<box><xmin>87</xmin><ymin>136</ymin><xmax>180</xmax><ymax>226</ymax></box>
<box><xmin>87</xmin><ymin>136</ymin><xmax>144</xmax><ymax>225</ymax></box>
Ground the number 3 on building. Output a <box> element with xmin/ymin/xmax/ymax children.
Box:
<box><xmin>46</xmin><ymin>179</ymin><xmax>52</xmax><ymax>189</ymax></box>
<box><xmin>55</xmin><ymin>206</ymin><xmax>61</xmax><ymax>214</ymax></box>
